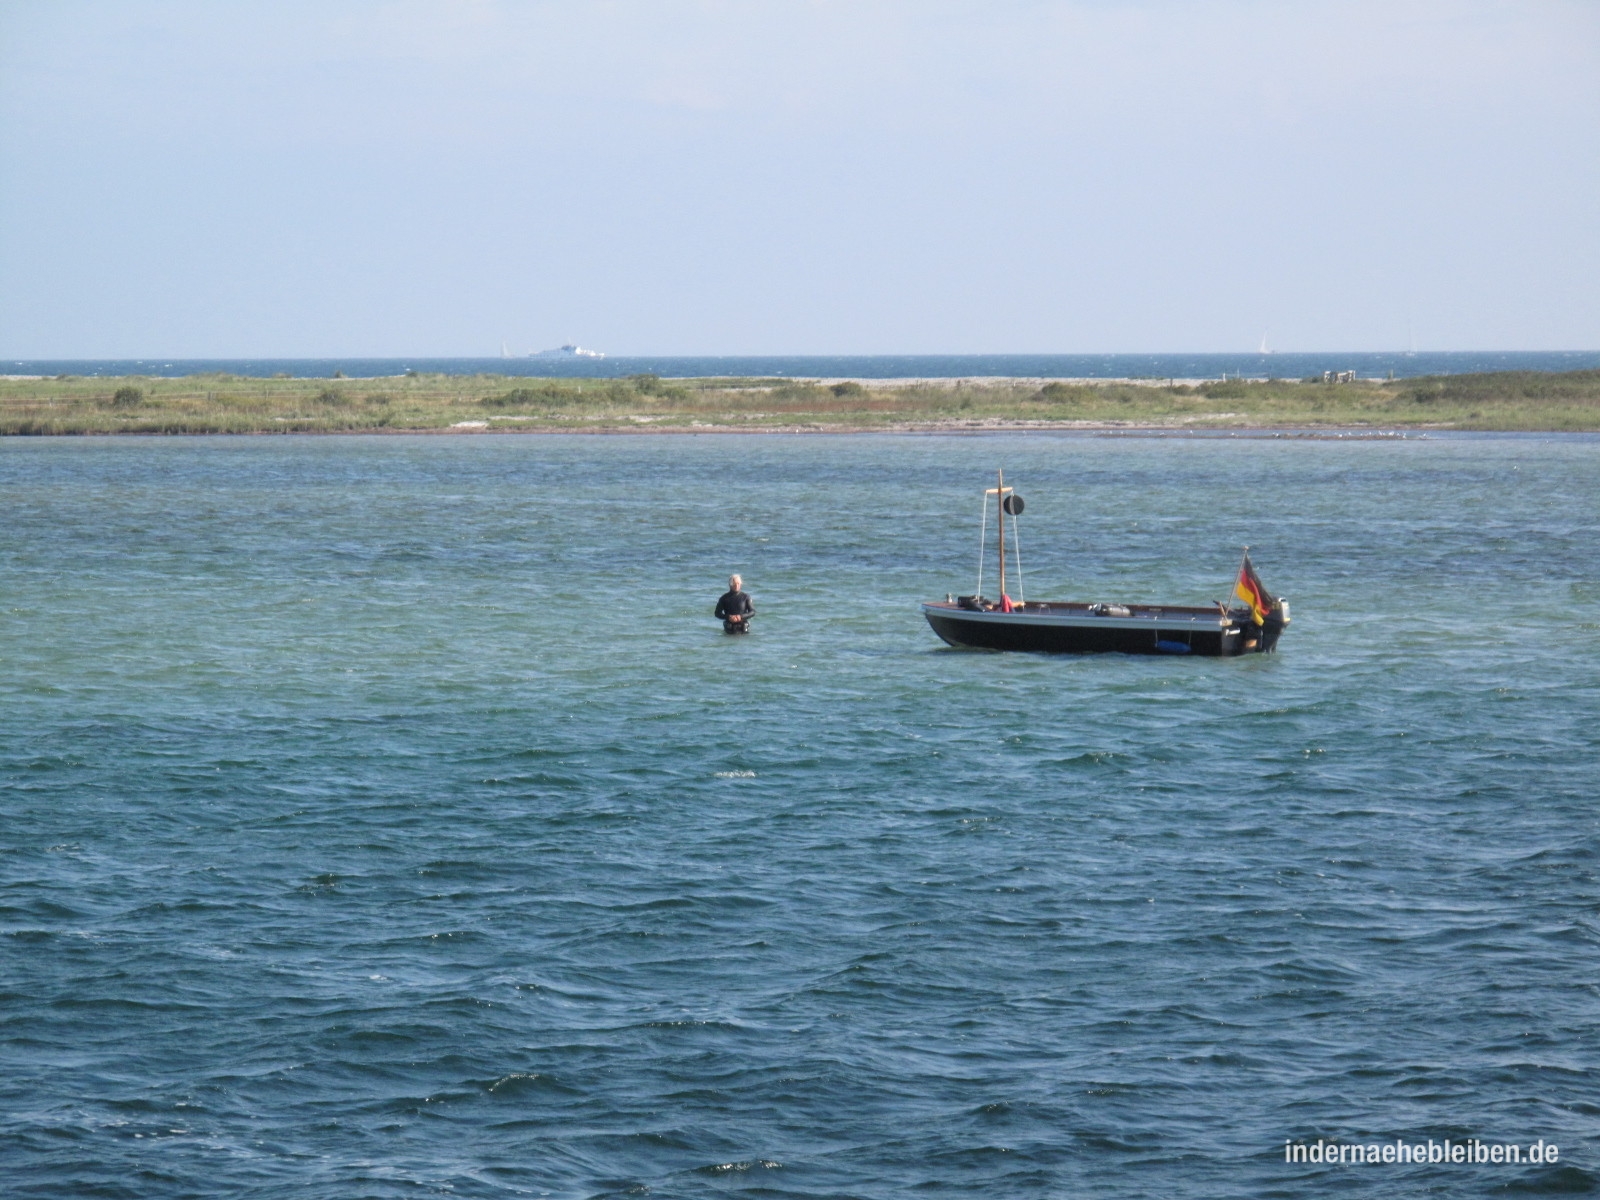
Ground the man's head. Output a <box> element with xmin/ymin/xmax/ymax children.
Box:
<box><xmin>729</xmin><ymin>574</ymin><xmax>742</xmax><ymax>592</ymax></box>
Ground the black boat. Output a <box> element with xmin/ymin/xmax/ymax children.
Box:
<box><xmin>921</xmin><ymin>471</ymin><xmax>1290</xmax><ymax>656</ymax></box>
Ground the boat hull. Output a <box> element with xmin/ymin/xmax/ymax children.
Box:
<box><xmin>921</xmin><ymin>601</ymin><xmax>1285</xmax><ymax>656</ymax></box>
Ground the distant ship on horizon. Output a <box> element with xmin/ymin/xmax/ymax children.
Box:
<box><xmin>532</xmin><ymin>343</ymin><xmax>605</xmax><ymax>359</ymax></box>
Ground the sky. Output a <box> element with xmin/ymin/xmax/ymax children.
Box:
<box><xmin>1</xmin><ymin>0</ymin><xmax>1596</xmax><ymax>357</ymax></box>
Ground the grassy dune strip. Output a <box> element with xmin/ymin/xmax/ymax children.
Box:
<box><xmin>3</xmin><ymin>369</ymin><xmax>1599</xmax><ymax>434</ymax></box>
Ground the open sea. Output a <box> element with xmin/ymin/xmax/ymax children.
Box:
<box><xmin>3</xmin><ymin>432</ymin><xmax>1598</xmax><ymax>1198</ymax></box>
<box><xmin>9</xmin><ymin>350</ymin><xmax>1600</xmax><ymax>381</ymax></box>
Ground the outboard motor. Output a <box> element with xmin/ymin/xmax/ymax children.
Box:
<box><xmin>1259</xmin><ymin>597</ymin><xmax>1290</xmax><ymax>652</ymax></box>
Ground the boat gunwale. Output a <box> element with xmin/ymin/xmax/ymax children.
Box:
<box><xmin>920</xmin><ymin>600</ymin><xmax>1235</xmax><ymax>630</ymax></box>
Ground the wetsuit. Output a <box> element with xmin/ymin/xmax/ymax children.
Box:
<box><xmin>715</xmin><ymin>589</ymin><xmax>754</xmax><ymax>633</ymax></box>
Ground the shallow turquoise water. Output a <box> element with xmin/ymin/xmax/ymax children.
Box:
<box><xmin>3</xmin><ymin>433</ymin><xmax>1598</xmax><ymax>1198</ymax></box>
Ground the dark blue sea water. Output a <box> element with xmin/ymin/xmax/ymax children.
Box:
<box><xmin>3</xmin><ymin>434</ymin><xmax>1598</xmax><ymax>1198</ymax></box>
<box><xmin>9</xmin><ymin>351</ymin><xmax>1600</xmax><ymax>381</ymax></box>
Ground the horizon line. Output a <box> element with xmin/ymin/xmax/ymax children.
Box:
<box><xmin>8</xmin><ymin>350</ymin><xmax>1600</xmax><ymax>362</ymax></box>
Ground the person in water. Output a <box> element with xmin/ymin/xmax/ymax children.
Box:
<box><xmin>715</xmin><ymin>574</ymin><xmax>754</xmax><ymax>634</ymax></box>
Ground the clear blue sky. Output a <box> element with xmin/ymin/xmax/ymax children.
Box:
<box><xmin>2</xmin><ymin>0</ymin><xmax>1596</xmax><ymax>357</ymax></box>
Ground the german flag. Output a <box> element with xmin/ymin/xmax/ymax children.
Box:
<box><xmin>1233</xmin><ymin>553</ymin><xmax>1273</xmax><ymax>626</ymax></box>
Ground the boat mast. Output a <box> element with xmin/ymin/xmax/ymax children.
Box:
<box><xmin>983</xmin><ymin>469</ymin><xmax>1014</xmax><ymax>601</ymax></box>
<box><xmin>998</xmin><ymin>469</ymin><xmax>1007</xmax><ymax>597</ymax></box>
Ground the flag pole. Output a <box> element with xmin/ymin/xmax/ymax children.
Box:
<box><xmin>1229</xmin><ymin>545</ymin><xmax>1249</xmax><ymax>613</ymax></box>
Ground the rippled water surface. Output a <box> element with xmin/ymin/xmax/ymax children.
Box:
<box><xmin>3</xmin><ymin>434</ymin><xmax>1597</xmax><ymax>1198</ymax></box>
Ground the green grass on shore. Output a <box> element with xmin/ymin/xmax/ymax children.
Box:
<box><xmin>3</xmin><ymin>369</ymin><xmax>1599</xmax><ymax>435</ymax></box>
